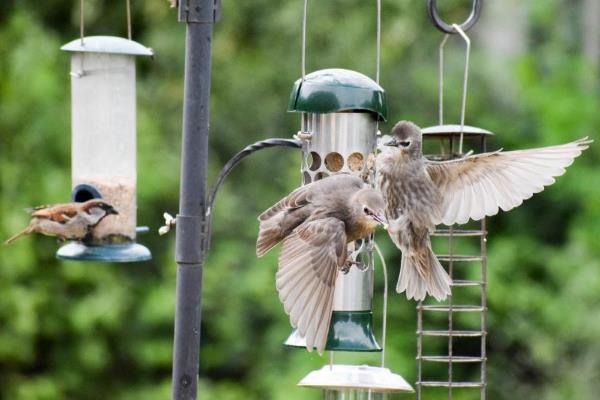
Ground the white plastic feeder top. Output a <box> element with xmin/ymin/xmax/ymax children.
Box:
<box><xmin>299</xmin><ymin>364</ymin><xmax>414</xmax><ymax>393</ymax></box>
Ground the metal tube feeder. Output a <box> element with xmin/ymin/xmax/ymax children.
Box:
<box><xmin>283</xmin><ymin>68</ymin><xmax>386</xmax><ymax>352</ymax></box>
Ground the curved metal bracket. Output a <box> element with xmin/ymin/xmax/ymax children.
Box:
<box><xmin>203</xmin><ymin>138</ymin><xmax>302</xmax><ymax>250</ymax></box>
<box><xmin>427</xmin><ymin>0</ymin><xmax>482</xmax><ymax>34</ymax></box>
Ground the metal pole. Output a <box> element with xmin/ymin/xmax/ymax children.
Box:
<box><xmin>172</xmin><ymin>1</ymin><xmax>216</xmax><ymax>399</ymax></box>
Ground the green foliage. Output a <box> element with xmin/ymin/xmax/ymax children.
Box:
<box><xmin>0</xmin><ymin>1</ymin><xmax>599</xmax><ymax>399</ymax></box>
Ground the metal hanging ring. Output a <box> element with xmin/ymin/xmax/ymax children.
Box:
<box><xmin>427</xmin><ymin>0</ymin><xmax>482</xmax><ymax>34</ymax></box>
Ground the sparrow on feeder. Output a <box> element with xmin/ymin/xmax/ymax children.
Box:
<box><xmin>377</xmin><ymin>120</ymin><xmax>592</xmax><ymax>301</ymax></box>
<box><xmin>256</xmin><ymin>174</ymin><xmax>387</xmax><ymax>354</ymax></box>
<box><xmin>4</xmin><ymin>199</ymin><xmax>118</xmax><ymax>245</ymax></box>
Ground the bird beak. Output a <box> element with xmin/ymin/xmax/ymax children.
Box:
<box><xmin>109</xmin><ymin>208</ymin><xmax>119</xmax><ymax>215</ymax></box>
<box><xmin>384</xmin><ymin>138</ymin><xmax>399</xmax><ymax>147</ymax></box>
<box><xmin>372</xmin><ymin>214</ymin><xmax>388</xmax><ymax>229</ymax></box>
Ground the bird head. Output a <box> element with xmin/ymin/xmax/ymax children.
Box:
<box><xmin>384</xmin><ymin>120</ymin><xmax>422</xmax><ymax>156</ymax></box>
<box><xmin>83</xmin><ymin>199</ymin><xmax>119</xmax><ymax>216</ymax></box>
<box><xmin>353</xmin><ymin>188</ymin><xmax>388</xmax><ymax>230</ymax></box>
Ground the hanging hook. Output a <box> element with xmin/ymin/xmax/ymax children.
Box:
<box><xmin>453</xmin><ymin>24</ymin><xmax>471</xmax><ymax>155</ymax></box>
<box><xmin>427</xmin><ymin>0</ymin><xmax>482</xmax><ymax>35</ymax></box>
<box><xmin>437</xmin><ymin>25</ymin><xmax>471</xmax><ymax>155</ymax></box>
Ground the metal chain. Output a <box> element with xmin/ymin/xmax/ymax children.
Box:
<box><xmin>300</xmin><ymin>0</ymin><xmax>382</xmax><ymax>83</ymax></box>
<box><xmin>437</xmin><ymin>20</ymin><xmax>473</xmax><ymax>155</ymax></box>
<box><xmin>78</xmin><ymin>0</ymin><xmax>134</xmax><ymax>43</ymax></box>
<box><xmin>126</xmin><ymin>0</ymin><xmax>132</xmax><ymax>40</ymax></box>
<box><xmin>376</xmin><ymin>0</ymin><xmax>381</xmax><ymax>84</ymax></box>
<box><xmin>80</xmin><ymin>0</ymin><xmax>85</xmax><ymax>45</ymax></box>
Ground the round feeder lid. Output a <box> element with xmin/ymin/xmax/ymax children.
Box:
<box><xmin>299</xmin><ymin>364</ymin><xmax>414</xmax><ymax>393</ymax></box>
<box><xmin>61</xmin><ymin>36</ymin><xmax>154</xmax><ymax>56</ymax></box>
<box><xmin>422</xmin><ymin>124</ymin><xmax>493</xmax><ymax>137</ymax></box>
<box><xmin>288</xmin><ymin>68</ymin><xmax>387</xmax><ymax>121</ymax></box>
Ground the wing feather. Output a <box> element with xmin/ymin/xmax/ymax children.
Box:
<box><xmin>429</xmin><ymin>138</ymin><xmax>591</xmax><ymax>225</ymax></box>
<box><xmin>276</xmin><ymin>217</ymin><xmax>346</xmax><ymax>353</ymax></box>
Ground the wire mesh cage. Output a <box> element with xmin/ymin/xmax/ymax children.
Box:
<box><xmin>417</xmin><ymin>124</ymin><xmax>491</xmax><ymax>399</ymax></box>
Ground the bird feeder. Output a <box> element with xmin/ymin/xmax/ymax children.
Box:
<box><xmin>284</xmin><ymin>68</ymin><xmax>386</xmax><ymax>351</ymax></box>
<box><xmin>299</xmin><ymin>364</ymin><xmax>413</xmax><ymax>399</ymax></box>
<box><xmin>56</xmin><ymin>36</ymin><xmax>153</xmax><ymax>262</ymax></box>
<box><xmin>416</xmin><ymin>124</ymin><xmax>491</xmax><ymax>397</ymax></box>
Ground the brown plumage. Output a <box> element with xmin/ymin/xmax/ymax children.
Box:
<box><xmin>4</xmin><ymin>199</ymin><xmax>118</xmax><ymax>245</ymax></box>
<box><xmin>256</xmin><ymin>174</ymin><xmax>386</xmax><ymax>354</ymax></box>
<box><xmin>377</xmin><ymin>120</ymin><xmax>592</xmax><ymax>301</ymax></box>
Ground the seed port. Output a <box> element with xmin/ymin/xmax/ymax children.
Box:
<box><xmin>303</xmin><ymin>171</ymin><xmax>312</xmax><ymax>184</ymax></box>
<box><xmin>72</xmin><ymin>184</ymin><xmax>102</xmax><ymax>202</ymax></box>
<box><xmin>324</xmin><ymin>152</ymin><xmax>344</xmax><ymax>172</ymax></box>
<box><xmin>309</xmin><ymin>151</ymin><xmax>321</xmax><ymax>171</ymax></box>
<box><xmin>347</xmin><ymin>152</ymin><xmax>365</xmax><ymax>172</ymax></box>
<box><xmin>315</xmin><ymin>172</ymin><xmax>329</xmax><ymax>181</ymax></box>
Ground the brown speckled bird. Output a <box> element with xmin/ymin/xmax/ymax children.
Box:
<box><xmin>377</xmin><ymin>120</ymin><xmax>592</xmax><ymax>301</ymax></box>
<box><xmin>4</xmin><ymin>199</ymin><xmax>118</xmax><ymax>245</ymax></box>
<box><xmin>256</xmin><ymin>174</ymin><xmax>386</xmax><ymax>353</ymax></box>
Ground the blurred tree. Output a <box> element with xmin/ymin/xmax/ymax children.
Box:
<box><xmin>0</xmin><ymin>1</ymin><xmax>598</xmax><ymax>399</ymax></box>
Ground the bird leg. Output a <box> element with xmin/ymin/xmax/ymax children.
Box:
<box><xmin>342</xmin><ymin>240</ymin><xmax>370</xmax><ymax>272</ymax></box>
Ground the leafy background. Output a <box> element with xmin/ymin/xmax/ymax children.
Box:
<box><xmin>0</xmin><ymin>0</ymin><xmax>599</xmax><ymax>399</ymax></box>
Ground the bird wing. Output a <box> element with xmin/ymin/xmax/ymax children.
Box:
<box><xmin>426</xmin><ymin>137</ymin><xmax>592</xmax><ymax>225</ymax></box>
<box><xmin>258</xmin><ymin>185</ymin><xmax>312</xmax><ymax>222</ymax></box>
<box><xmin>28</xmin><ymin>204</ymin><xmax>78</xmax><ymax>223</ymax></box>
<box><xmin>257</xmin><ymin>174</ymin><xmax>363</xmax><ymax>256</ymax></box>
<box><xmin>258</xmin><ymin>174</ymin><xmax>363</xmax><ymax>222</ymax></box>
<box><xmin>276</xmin><ymin>217</ymin><xmax>347</xmax><ymax>354</ymax></box>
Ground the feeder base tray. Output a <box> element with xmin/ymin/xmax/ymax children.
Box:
<box><xmin>56</xmin><ymin>242</ymin><xmax>151</xmax><ymax>263</ymax></box>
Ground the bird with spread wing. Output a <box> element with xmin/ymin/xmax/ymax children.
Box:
<box><xmin>256</xmin><ymin>174</ymin><xmax>387</xmax><ymax>354</ymax></box>
<box><xmin>377</xmin><ymin>120</ymin><xmax>592</xmax><ymax>301</ymax></box>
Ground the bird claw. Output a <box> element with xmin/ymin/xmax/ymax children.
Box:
<box><xmin>341</xmin><ymin>262</ymin><xmax>353</xmax><ymax>274</ymax></box>
<box><xmin>342</xmin><ymin>260</ymin><xmax>368</xmax><ymax>273</ymax></box>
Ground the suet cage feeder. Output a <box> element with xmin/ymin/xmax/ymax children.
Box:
<box><xmin>56</xmin><ymin>36</ymin><xmax>153</xmax><ymax>262</ymax></box>
<box><xmin>417</xmin><ymin>124</ymin><xmax>492</xmax><ymax>398</ymax></box>
<box><xmin>284</xmin><ymin>68</ymin><xmax>386</xmax><ymax>352</ymax></box>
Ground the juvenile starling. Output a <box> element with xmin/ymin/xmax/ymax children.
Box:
<box><xmin>256</xmin><ymin>174</ymin><xmax>387</xmax><ymax>353</ymax></box>
<box><xmin>4</xmin><ymin>199</ymin><xmax>118</xmax><ymax>245</ymax></box>
<box><xmin>377</xmin><ymin>120</ymin><xmax>592</xmax><ymax>301</ymax></box>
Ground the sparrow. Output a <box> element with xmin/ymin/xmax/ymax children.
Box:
<box><xmin>256</xmin><ymin>174</ymin><xmax>387</xmax><ymax>354</ymax></box>
<box><xmin>4</xmin><ymin>199</ymin><xmax>119</xmax><ymax>245</ymax></box>
<box><xmin>377</xmin><ymin>120</ymin><xmax>592</xmax><ymax>301</ymax></box>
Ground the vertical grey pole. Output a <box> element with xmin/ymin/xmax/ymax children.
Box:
<box><xmin>172</xmin><ymin>1</ymin><xmax>215</xmax><ymax>399</ymax></box>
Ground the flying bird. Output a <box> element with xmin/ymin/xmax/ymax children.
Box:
<box><xmin>4</xmin><ymin>199</ymin><xmax>118</xmax><ymax>245</ymax></box>
<box><xmin>377</xmin><ymin>120</ymin><xmax>592</xmax><ymax>301</ymax></box>
<box><xmin>256</xmin><ymin>174</ymin><xmax>387</xmax><ymax>354</ymax></box>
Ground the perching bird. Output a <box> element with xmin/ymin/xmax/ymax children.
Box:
<box><xmin>4</xmin><ymin>199</ymin><xmax>118</xmax><ymax>245</ymax></box>
<box><xmin>377</xmin><ymin>120</ymin><xmax>592</xmax><ymax>301</ymax></box>
<box><xmin>256</xmin><ymin>174</ymin><xmax>387</xmax><ymax>354</ymax></box>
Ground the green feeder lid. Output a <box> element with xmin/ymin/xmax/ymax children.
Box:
<box><xmin>285</xmin><ymin>311</ymin><xmax>382</xmax><ymax>352</ymax></box>
<box><xmin>288</xmin><ymin>69</ymin><xmax>387</xmax><ymax>121</ymax></box>
<box><xmin>56</xmin><ymin>242</ymin><xmax>151</xmax><ymax>263</ymax></box>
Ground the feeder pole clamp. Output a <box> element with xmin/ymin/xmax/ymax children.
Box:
<box><xmin>172</xmin><ymin>0</ymin><xmax>218</xmax><ymax>399</ymax></box>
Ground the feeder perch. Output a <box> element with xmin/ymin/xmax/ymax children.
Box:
<box><xmin>284</xmin><ymin>68</ymin><xmax>386</xmax><ymax>352</ymax></box>
<box><xmin>299</xmin><ymin>364</ymin><xmax>413</xmax><ymax>399</ymax></box>
<box><xmin>56</xmin><ymin>36</ymin><xmax>153</xmax><ymax>262</ymax></box>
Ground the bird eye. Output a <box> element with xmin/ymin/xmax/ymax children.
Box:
<box><xmin>363</xmin><ymin>207</ymin><xmax>372</xmax><ymax>215</ymax></box>
<box><xmin>399</xmin><ymin>141</ymin><xmax>410</xmax><ymax>147</ymax></box>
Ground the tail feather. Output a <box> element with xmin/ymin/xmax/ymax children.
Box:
<box><xmin>396</xmin><ymin>240</ymin><xmax>452</xmax><ymax>301</ymax></box>
<box><xmin>4</xmin><ymin>225</ymin><xmax>34</xmax><ymax>245</ymax></box>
